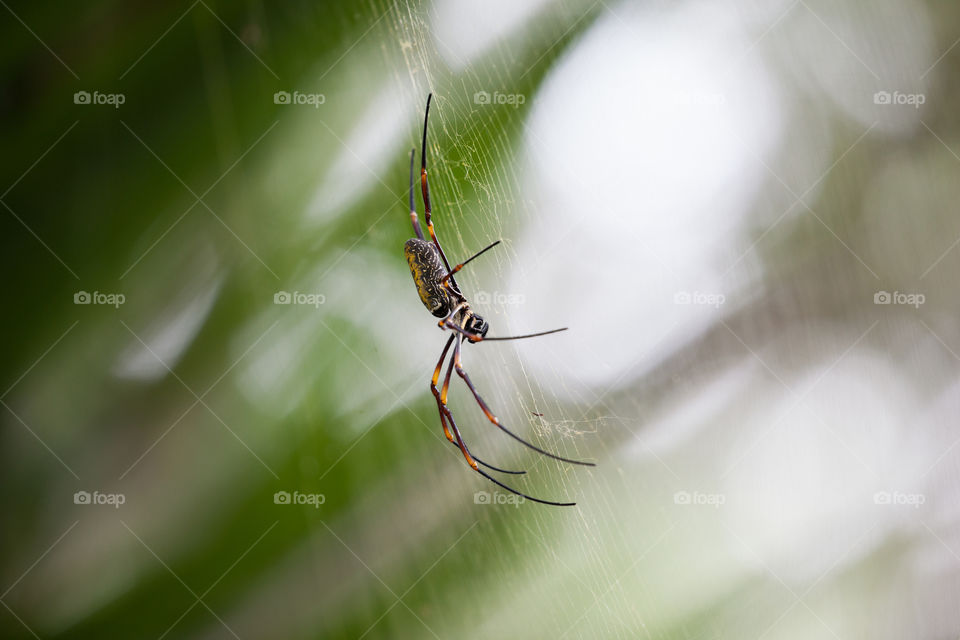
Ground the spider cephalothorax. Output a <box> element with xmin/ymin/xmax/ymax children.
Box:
<box><xmin>403</xmin><ymin>94</ymin><xmax>594</xmax><ymax>506</ymax></box>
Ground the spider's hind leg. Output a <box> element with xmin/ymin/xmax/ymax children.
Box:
<box><xmin>473</xmin><ymin>466</ymin><xmax>577</xmax><ymax>507</ymax></box>
<box><xmin>442</xmin><ymin>335</ymin><xmax>578</xmax><ymax>507</ymax></box>
<box><xmin>452</xmin><ymin>337</ymin><xmax>595</xmax><ymax>467</ymax></box>
<box><xmin>431</xmin><ymin>335</ymin><xmax>524</xmax><ymax>475</ymax></box>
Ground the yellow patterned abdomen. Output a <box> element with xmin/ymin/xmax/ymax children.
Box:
<box><xmin>404</xmin><ymin>238</ymin><xmax>451</xmax><ymax>318</ymax></box>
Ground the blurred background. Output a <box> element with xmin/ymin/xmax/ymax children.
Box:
<box><xmin>2</xmin><ymin>0</ymin><xmax>959</xmax><ymax>638</ymax></box>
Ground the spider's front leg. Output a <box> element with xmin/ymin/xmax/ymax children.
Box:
<box><xmin>408</xmin><ymin>148</ymin><xmax>425</xmax><ymax>241</ymax></box>
<box><xmin>419</xmin><ymin>93</ymin><xmax>456</xmax><ymax>281</ymax></box>
<box><xmin>439</xmin><ymin>240</ymin><xmax>501</xmax><ymax>289</ymax></box>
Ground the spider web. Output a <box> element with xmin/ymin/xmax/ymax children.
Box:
<box><xmin>4</xmin><ymin>1</ymin><xmax>957</xmax><ymax>639</ymax></box>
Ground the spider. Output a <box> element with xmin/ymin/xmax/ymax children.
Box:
<box><xmin>404</xmin><ymin>94</ymin><xmax>594</xmax><ymax>506</ymax></box>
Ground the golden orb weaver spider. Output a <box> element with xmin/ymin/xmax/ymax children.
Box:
<box><xmin>404</xmin><ymin>94</ymin><xmax>594</xmax><ymax>506</ymax></box>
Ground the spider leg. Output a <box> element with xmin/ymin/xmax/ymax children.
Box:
<box><xmin>431</xmin><ymin>334</ymin><xmax>457</xmax><ymax>445</ymax></box>
<box><xmin>420</xmin><ymin>93</ymin><xmax>458</xmax><ymax>291</ymax></box>
<box><xmin>431</xmin><ymin>334</ymin><xmax>524</xmax><ymax>475</ymax></box>
<box><xmin>442</xmin><ymin>317</ymin><xmax>567</xmax><ymax>343</ymax></box>
<box><xmin>440</xmin><ymin>240</ymin><xmax>501</xmax><ymax>287</ymax></box>
<box><xmin>451</xmin><ymin>438</ymin><xmax>526</xmax><ymax>475</ymax></box>
<box><xmin>408</xmin><ymin>148</ymin><xmax>425</xmax><ymax>240</ymax></box>
<box><xmin>441</xmin><ymin>317</ymin><xmax>480</xmax><ymax>341</ymax></box>
<box><xmin>435</xmin><ymin>291</ymin><xmax>565</xmax><ymax>342</ymax></box>
<box><xmin>437</xmin><ymin>301</ymin><xmax>466</xmax><ymax>330</ymax></box>
<box><xmin>452</xmin><ymin>335</ymin><xmax>595</xmax><ymax>467</ymax></box>
<box><xmin>441</xmin><ymin>358</ymin><xmax>525</xmax><ymax>476</ymax></box>
<box><xmin>473</xmin><ymin>466</ymin><xmax>576</xmax><ymax>507</ymax></box>
<box><xmin>443</xmin><ymin>335</ymin><xmax>576</xmax><ymax>506</ymax></box>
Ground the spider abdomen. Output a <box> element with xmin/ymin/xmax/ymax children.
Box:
<box><xmin>404</xmin><ymin>238</ymin><xmax>451</xmax><ymax>318</ymax></box>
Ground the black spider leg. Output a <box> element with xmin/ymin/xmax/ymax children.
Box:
<box><xmin>433</xmin><ymin>245</ymin><xmax>566</xmax><ymax>344</ymax></box>
<box><xmin>437</xmin><ymin>301</ymin><xmax>466</xmax><ymax>329</ymax></box>
<box><xmin>475</xmin><ymin>466</ymin><xmax>575</xmax><ymax>507</ymax></box>
<box><xmin>408</xmin><ymin>148</ymin><xmax>425</xmax><ymax>240</ymax></box>
<box><xmin>420</xmin><ymin>93</ymin><xmax>461</xmax><ymax>297</ymax></box>
<box><xmin>443</xmin><ymin>319</ymin><xmax>568</xmax><ymax>343</ymax></box>
<box><xmin>440</xmin><ymin>240</ymin><xmax>501</xmax><ymax>288</ymax></box>
<box><xmin>431</xmin><ymin>334</ymin><xmax>524</xmax><ymax>475</ymax></box>
<box><xmin>446</xmin><ymin>325</ymin><xmax>595</xmax><ymax>467</ymax></box>
<box><xmin>445</xmin><ymin>332</ymin><xmax>577</xmax><ymax>507</ymax></box>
